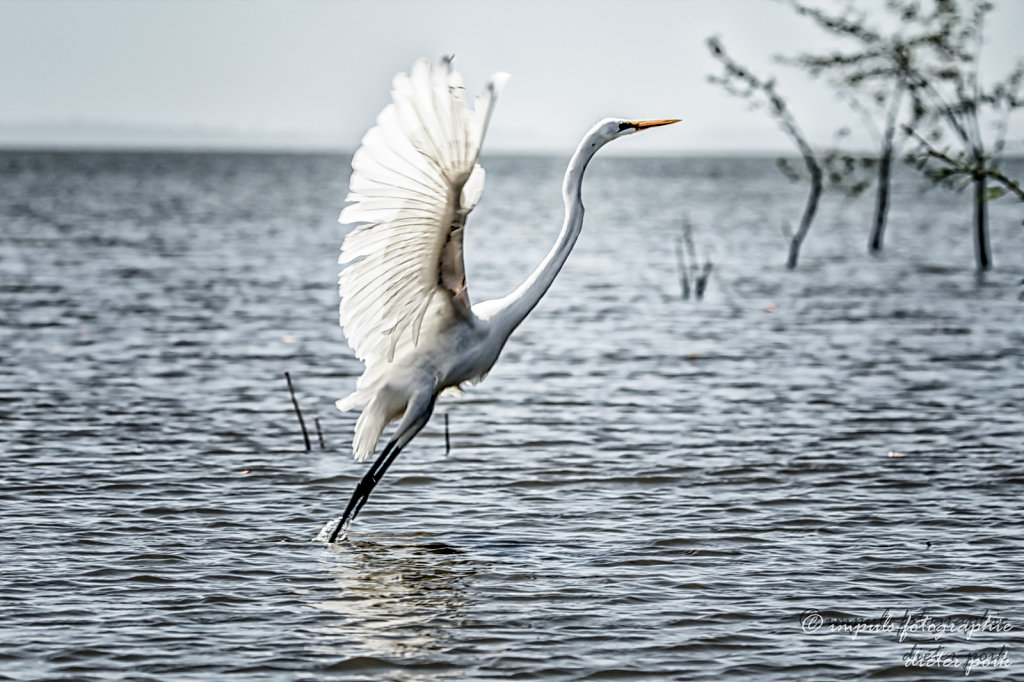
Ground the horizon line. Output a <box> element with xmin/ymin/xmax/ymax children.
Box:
<box><xmin>0</xmin><ymin>142</ymin><xmax>909</xmax><ymax>160</ymax></box>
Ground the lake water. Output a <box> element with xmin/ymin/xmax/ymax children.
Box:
<box><xmin>2</xmin><ymin>150</ymin><xmax>1023</xmax><ymax>680</ymax></box>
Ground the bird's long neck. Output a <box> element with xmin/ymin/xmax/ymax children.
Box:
<box><xmin>489</xmin><ymin>135</ymin><xmax>602</xmax><ymax>338</ymax></box>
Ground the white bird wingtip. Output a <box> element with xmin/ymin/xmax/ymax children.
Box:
<box><xmin>489</xmin><ymin>72</ymin><xmax>511</xmax><ymax>95</ymax></box>
<box><xmin>337</xmin><ymin>54</ymin><xmax>506</xmax><ymax>387</ymax></box>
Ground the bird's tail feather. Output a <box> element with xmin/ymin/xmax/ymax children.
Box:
<box><xmin>336</xmin><ymin>390</ymin><xmax>385</xmax><ymax>461</ymax></box>
<box><xmin>335</xmin><ymin>391</ymin><xmax>367</xmax><ymax>413</ymax></box>
<box><xmin>352</xmin><ymin>406</ymin><xmax>387</xmax><ymax>462</ymax></box>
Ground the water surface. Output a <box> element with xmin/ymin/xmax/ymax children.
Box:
<box><xmin>2</xmin><ymin>151</ymin><xmax>1023</xmax><ymax>680</ymax></box>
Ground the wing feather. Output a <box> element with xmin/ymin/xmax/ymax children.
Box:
<box><xmin>338</xmin><ymin>56</ymin><xmax>510</xmax><ymax>391</ymax></box>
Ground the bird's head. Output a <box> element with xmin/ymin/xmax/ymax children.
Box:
<box><xmin>594</xmin><ymin>117</ymin><xmax>680</xmax><ymax>141</ymax></box>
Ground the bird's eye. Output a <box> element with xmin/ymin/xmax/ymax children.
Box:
<box><xmin>617</xmin><ymin>122</ymin><xmax>633</xmax><ymax>132</ymax></box>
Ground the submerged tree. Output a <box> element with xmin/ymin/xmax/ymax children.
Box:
<box><xmin>707</xmin><ymin>36</ymin><xmax>823</xmax><ymax>270</ymax></box>
<box><xmin>901</xmin><ymin>7</ymin><xmax>1024</xmax><ymax>270</ymax></box>
<box><xmin>783</xmin><ymin>0</ymin><xmax>954</xmax><ymax>254</ymax></box>
<box><xmin>785</xmin><ymin>0</ymin><xmax>1024</xmax><ymax>270</ymax></box>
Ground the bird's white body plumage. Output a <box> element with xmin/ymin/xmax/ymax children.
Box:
<box><xmin>336</xmin><ymin>56</ymin><xmax>673</xmax><ymax>466</ymax></box>
<box><xmin>337</xmin><ymin>57</ymin><xmax>512</xmax><ymax>460</ymax></box>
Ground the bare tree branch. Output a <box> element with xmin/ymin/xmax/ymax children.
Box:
<box><xmin>707</xmin><ymin>36</ymin><xmax>824</xmax><ymax>269</ymax></box>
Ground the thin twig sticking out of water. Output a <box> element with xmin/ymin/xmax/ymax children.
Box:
<box><xmin>284</xmin><ymin>371</ymin><xmax>311</xmax><ymax>452</ymax></box>
<box><xmin>677</xmin><ymin>218</ymin><xmax>714</xmax><ymax>300</ymax></box>
<box><xmin>313</xmin><ymin>404</ymin><xmax>326</xmax><ymax>450</ymax></box>
<box><xmin>695</xmin><ymin>256</ymin><xmax>714</xmax><ymax>300</ymax></box>
<box><xmin>675</xmin><ymin>235</ymin><xmax>691</xmax><ymax>300</ymax></box>
<box><xmin>444</xmin><ymin>414</ymin><xmax>451</xmax><ymax>457</ymax></box>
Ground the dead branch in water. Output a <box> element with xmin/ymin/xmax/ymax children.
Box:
<box><xmin>677</xmin><ymin>218</ymin><xmax>714</xmax><ymax>300</ymax></box>
<box><xmin>444</xmin><ymin>413</ymin><xmax>451</xmax><ymax>456</ymax></box>
<box><xmin>284</xmin><ymin>371</ymin><xmax>311</xmax><ymax>452</ymax></box>
<box><xmin>675</xmin><ymin>235</ymin><xmax>691</xmax><ymax>300</ymax></box>
<box><xmin>313</xmin><ymin>403</ymin><xmax>326</xmax><ymax>450</ymax></box>
<box><xmin>695</xmin><ymin>254</ymin><xmax>714</xmax><ymax>300</ymax></box>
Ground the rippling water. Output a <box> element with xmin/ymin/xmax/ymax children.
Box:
<box><xmin>2</xmin><ymin>150</ymin><xmax>1023</xmax><ymax>680</ymax></box>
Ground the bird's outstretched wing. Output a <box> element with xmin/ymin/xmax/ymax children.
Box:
<box><xmin>338</xmin><ymin>56</ymin><xmax>509</xmax><ymax>374</ymax></box>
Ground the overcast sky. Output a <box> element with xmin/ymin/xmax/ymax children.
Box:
<box><xmin>1</xmin><ymin>0</ymin><xmax>1022</xmax><ymax>155</ymax></box>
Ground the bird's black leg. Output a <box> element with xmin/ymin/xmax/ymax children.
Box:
<box><xmin>328</xmin><ymin>439</ymin><xmax>398</xmax><ymax>542</ymax></box>
<box><xmin>327</xmin><ymin>395</ymin><xmax>435</xmax><ymax>543</ymax></box>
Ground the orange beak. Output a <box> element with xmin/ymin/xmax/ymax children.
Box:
<box><xmin>630</xmin><ymin>119</ymin><xmax>681</xmax><ymax>129</ymax></box>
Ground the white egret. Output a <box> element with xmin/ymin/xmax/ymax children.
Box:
<box><xmin>328</xmin><ymin>56</ymin><xmax>676</xmax><ymax>542</ymax></box>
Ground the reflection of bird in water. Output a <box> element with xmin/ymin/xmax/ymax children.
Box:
<box><xmin>329</xmin><ymin>56</ymin><xmax>678</xmax><ymax>541</ymax></box>
<box><xmin>317</xmin><ymin>538</ymin><xmax>470</xmax><ymax>657</ymax></box>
